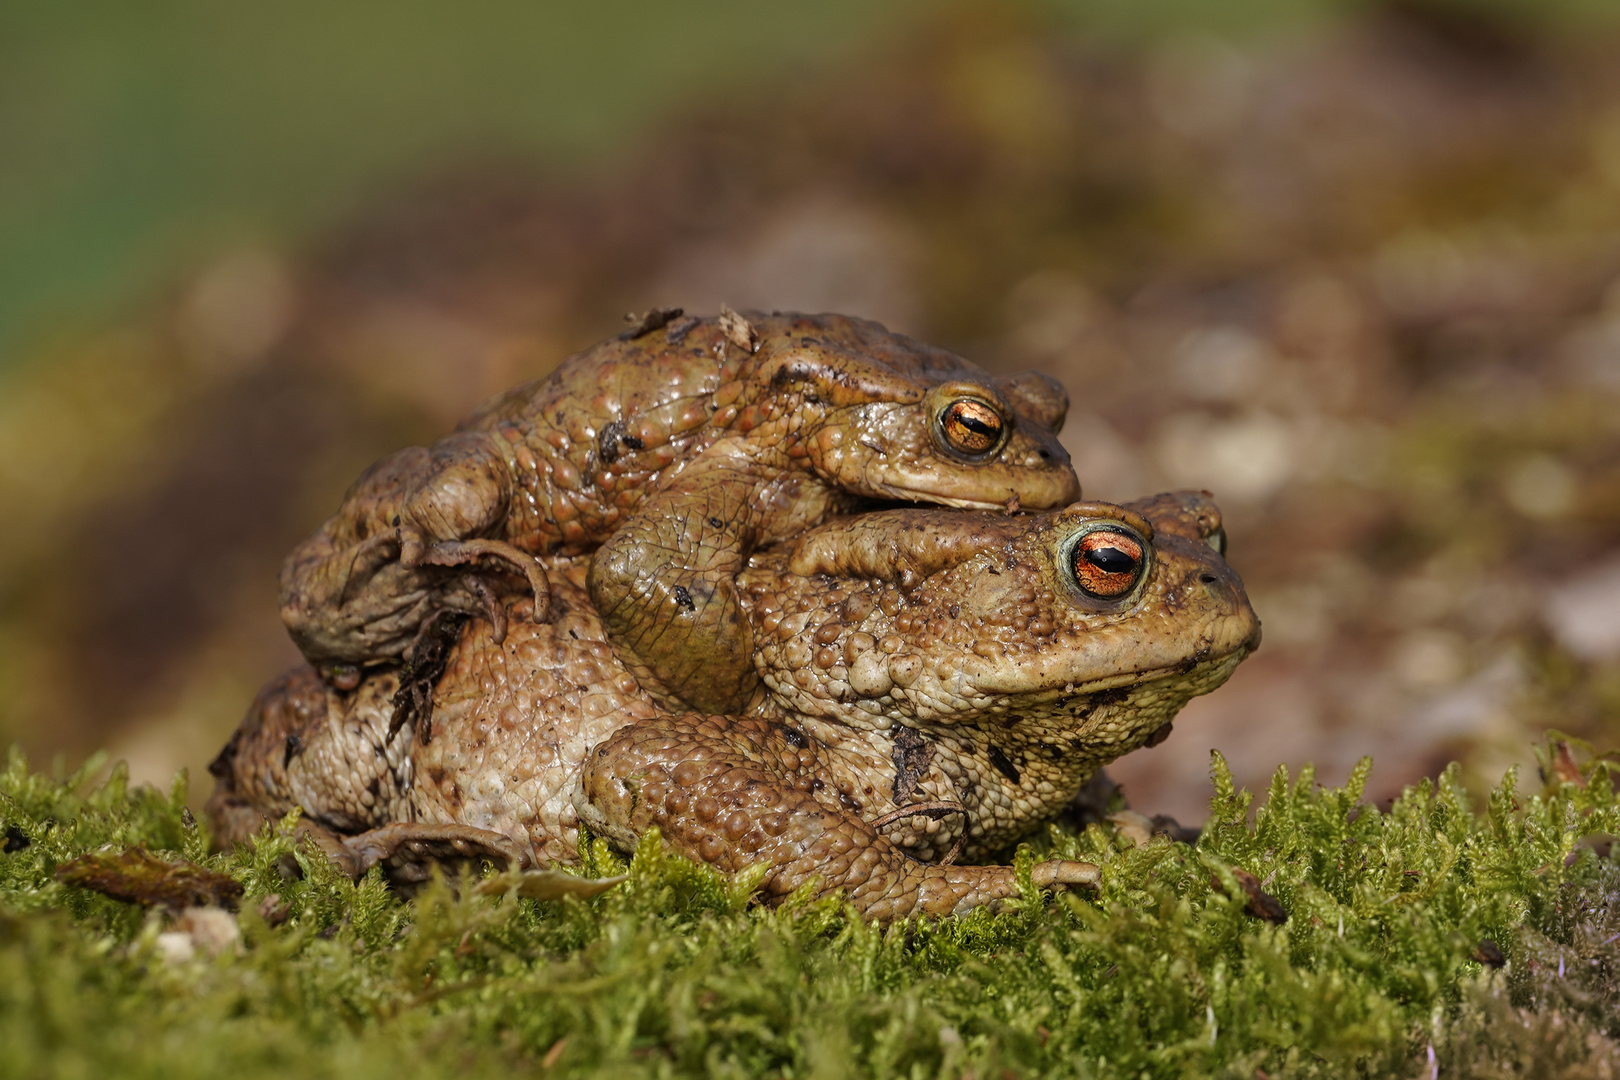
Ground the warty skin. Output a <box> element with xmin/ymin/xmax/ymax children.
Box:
<box><xmin>279</xmin><ymin>310</ymin><xmax>1079</xmax><ymax>716</ymax></box>
<box><xmin>211</xmin><ymin>491</ymin><xmax>1258</xmax><ymax>921</ymax></box>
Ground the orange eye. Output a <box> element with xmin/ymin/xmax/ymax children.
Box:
<box><xmin>1070</xmin><ymin>529</ymin><xmax>1145</xmax><ymax>599</ymax></box>
<box><xmin>939</xmin><ymin>399</ymin><xmax>1005</xmax><ymax>456</ymax></box>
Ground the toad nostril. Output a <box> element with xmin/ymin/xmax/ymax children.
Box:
<box><xmin>1037</xmin><ymin>449</ymin><xmax>1051</xmax><ymax>460</ymax></box>
<box><xmin>1199</xmin><ymin>573</ymin><xmax>1218</xmax><ymax>585</ymax></box>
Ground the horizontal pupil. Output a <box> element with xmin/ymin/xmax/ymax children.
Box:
<box><xmin>958</xmin><ymin>414</ymin><xmax>998</xmax><ymax>436</ymax></box>
<box><xmin>1084</xmin><ymin>546</ymin><xmax>1135</xmax><ymax>573</ymax></box>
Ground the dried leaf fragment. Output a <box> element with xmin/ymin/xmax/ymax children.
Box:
<box><xmin>1472</xmin><ymin>938</ymin><xmax>1507</xmax><ymax>968</ymax></box>
<box><xmin>541</xmin><ymin>1037</ymin><xmax>569</xmax><ymax>1069</ymax></box>
<box><xmin>1221</xmin><ymin>867</ymin><xmax>1288</xmax><ymax>924</ymax></box>
<box><xmin>619</xmin><ymin>307</ymin><xmax>684</xmax><ymax>340</ymax></box>
<box><xmin>889</xmin><ymin>726</ymin><xmax>937</xmax><ymax>803</ymax></box>
<box><xmin>256</xmin><ymin>893</ymin><xmax>291</xmax><ymax>927</ymax></box>
<box><xmin>55</xmin><ymin>848</ymin><xmax>244</xmax><ymax>910</ymax></box>
<box><xmin>474</xmin><ymin>868</ymin><xmax>628</xmax><ymax>901</ymax></box>
<box><xmin>718</xmin><ymin>304</ymin><xmax>759</xmax><ymax>352</ymax></box>
<box><xmin>1552</xmin><ymin>739</ymin><xmax>1587</xmax><ymax>788</ymax></box>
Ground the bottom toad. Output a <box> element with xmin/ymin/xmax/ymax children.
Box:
<box><xmin>207</xmin><ymin>492</ymin><xmax>1259</xmax><ymax>921</ymax></box>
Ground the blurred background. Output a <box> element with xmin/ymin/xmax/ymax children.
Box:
<box><xmin>4</xmin><ymin>0</ymin><xmax>1620</xmax><ymax>823</ymax></box>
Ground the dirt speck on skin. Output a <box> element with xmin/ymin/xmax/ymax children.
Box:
<box><xmin>393</xmin><ymin>611</ymin><xmax>471</xmax><ymax>745</ymax></box>
<box><xmin>891</xmin><ymin>726</ymin><xmax>937</xmax><ymax>802</ymax></box>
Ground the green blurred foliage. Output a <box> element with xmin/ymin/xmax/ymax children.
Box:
<box><xmin>0</xmin><ymin>0</ymin><xmax>938</xmax><ymax>371</ymax></box>
<box><xmin>8</xmin><ymin>0</ymin><xmax>1618</xmax><ymax>374</ymax></box>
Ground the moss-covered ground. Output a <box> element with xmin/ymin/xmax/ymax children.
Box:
<box><xmin>3</xmin><ymin>742</ymin><xmax>1618</xmax><ymax>1079</ymax></box>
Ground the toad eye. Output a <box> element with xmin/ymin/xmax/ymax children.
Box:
<box><xmin>1069</xmin><ymin>529</ymin><xmax>1146</xmax><ymax>600</ymax></box>
<box><xmin>938</xmin><ymin>399</ymin><xmax>1006</xmax><ymax>457</ymax></box>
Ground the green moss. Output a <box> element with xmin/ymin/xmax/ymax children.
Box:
<box><xmin>1</xmin><ymin>742</ymin><xmax>1617</xmax><ymax>1079</ymax></box>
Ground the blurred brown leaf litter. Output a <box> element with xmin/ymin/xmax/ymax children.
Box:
<box><xmin>4</xmin><ymin>0</ymin><xmax>1620</xmax><ymax>822</ymax></box>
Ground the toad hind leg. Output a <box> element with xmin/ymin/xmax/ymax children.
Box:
<box><xmin>393</xmin><ymin>429</ymin><xmax>551</xmax><ymax>627</ymax></box>
<box><xmin>587</xmin><ymin>482</ymin><xmax>762</xmax><ymax>715</ymax></box>
<box><xmin>281</xmin><ymin>431</ymin><xmax>546</xmax><ymax>668</ymax></box>
<box><xmin>325</xmin><ymin>823</ymin><xmax>526</xmax><ymax>896</ymax></box>
<box><xmin>576</xmin><ymin>715</ymin><xmax>1097</xmax><ymax>923</ymax></box>
<box><xmin>397</xmin><ymin>535</ymin><xmax>550</xmax><ymax>631</ymax></box>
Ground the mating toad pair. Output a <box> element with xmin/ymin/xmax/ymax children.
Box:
<box><xmin>207</xmin><ymin>311</ymin><xmax>1260</xmax><ymax>920</ymax></box>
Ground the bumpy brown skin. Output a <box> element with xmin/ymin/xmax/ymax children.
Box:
<box><xmin>576</xmin><ymin>715</ymin><xmax>1081</xmax><ymax>921</ymax></box>
<box><xmin>213</xmin><ymin>492</ymin><xmax>1258</xmax><ymax>920</ymax></box>
<box><xmin>280</xmin><ymin>311</ymin><xmax>1078</xmax><ymax>713</ymax></box>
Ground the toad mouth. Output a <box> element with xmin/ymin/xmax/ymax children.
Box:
<box><xmin>973</xmin><ymin>639</ymin><xmax>1259</xmax><ymax>697</ymax></box>
<box><xmin>850</xmin><ymin>493</ymin><xmax>1012</xmax><ymax>514</ymax></box>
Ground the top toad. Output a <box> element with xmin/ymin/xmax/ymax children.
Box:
<box><xmin>280</xmin><ymin>310</ymin><xmax>1079</xmax><ymax>713</ymax></box>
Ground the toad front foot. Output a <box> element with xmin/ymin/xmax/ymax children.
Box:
<box><xmin>576</xmin><ymin>714</ymin><xmax>1097</xmax><ymax>922</ymax></box>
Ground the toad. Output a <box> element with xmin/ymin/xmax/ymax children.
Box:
<box><xmin>212</xmin><ymin>492</ymin><xmax>1259</xmax><ymax>921</ymax></box>
<box><xmin>280</xmin><ymin>310</ymin><xmax>1078</xmax><ymax>714</ymax></box>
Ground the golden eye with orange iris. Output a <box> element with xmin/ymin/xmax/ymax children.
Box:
<box><xmin>1069</xmin><ymin>529</ymin><xmax>1146</xmax><ymax>600</ymax></box>
<box><xmin>938</xmin><ymin>398</ymin><xmax>1005</xmax><ymax>456</ymax></box>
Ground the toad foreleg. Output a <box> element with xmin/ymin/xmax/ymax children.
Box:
<box><xmin>281</xmin><ymin>431</ymin><xmax>548</xmax><ymax>669</ymax></box>
<box><xmin>587</xmin><ymin>473</ymin><xmax>763</xmax><ymax>715</ymax></box>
